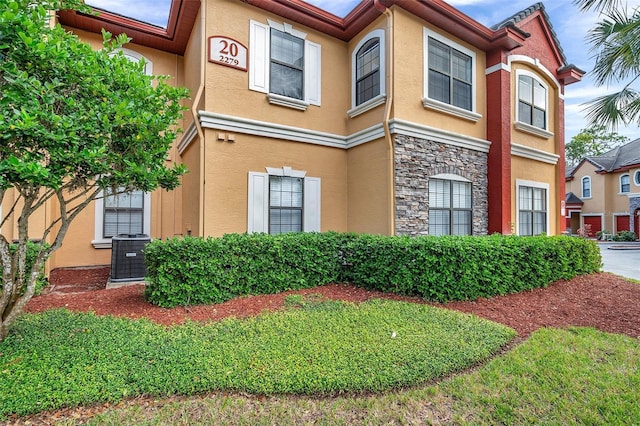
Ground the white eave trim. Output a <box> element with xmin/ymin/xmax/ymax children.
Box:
<box><xmin>511</xmin><ymin>142</ymin><xmax>560</xmax><ymax>164</ymax></box>
<box><xmin>198</xmin><ymin>112</ymin><xmax>490</xmax><ymax>152</ymax></box>
<box><xmin>389</xmin><ymin>118</ymin><xmax>491</xmax><ymax>153</ymax></box>
<box><xmin>199</xmin><ymin>111</ymin><xmax>385</xmax><ymax>149</ymax></box>
<box><xmin>177</xmin><ymin>121</ymin><xmax>198</xmax><ymax>155</ymax></box>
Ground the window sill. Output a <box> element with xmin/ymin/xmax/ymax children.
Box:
<box><xmin>514</xmin><ymin>121</ymin><xmax>553</xmax><ymax>139</ymax></box>
<box><xmin>348</xmin><ymin>94</ymin><xmax>386</xmax><ymax>118</ymax></box>
<box><xmin>267</xmin><ymin>93</ymin><xmax>309</xmax><ymax>111</ymax></box>
<box><xmin>422</xmin><ymin>97</ymin><xmax>481</xmax><ymax>122</ymax></box>
<box><xmin>91</xmin><ymin>239</ymin><xmax>112</xmax><ymax>249</ymax></box>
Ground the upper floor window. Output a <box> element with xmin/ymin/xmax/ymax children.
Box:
<box><xmin>635</xmin><ymin>170</ymin><xmax>640</xmax><ymax>186</ymax></box>
<box><xmin>356</xmin><ymin>38</ymin><xmax>380</xmax><ymax>105</ymax></box>
<box><xmin>423</xmin><ymin>28</ymin><xmax>480</xmax><ymax>122</ymax></box>
<box><xmin>428</xmin><ymin>177</ymin><xmax>472</xmax><ymax>236</ymax></box>
<box><xmin>517</xmin><ymin>72</ymin><xmax>547</xmax><ymax>130</ymax></box>
<box><xmin>270</xmin><ymin>29</ymin><xmax>304</xmax><ymax>100</ymax></box>
<box><xmin>348</xmin><ymin>29</ymin><xmax>386</xmax><ymax>117</ymax></box>
<box><xmin>620</xmin><ymin>174</ymin><xmax>630</xmax><ymax>193</ymax></box>
<box><xmin>249</xmin><ymin>20</ymin><xmax>321</xmax><ymax>110</ymax></box>
<box><xmin>427</xmin><ymin>38</ymin><xmax>472</xmax><ymax>110</ymax></box>
<box><xmin>582</xmin><ymin>176</ymin><xmax>591</xmax><ymax>199</ymax></box>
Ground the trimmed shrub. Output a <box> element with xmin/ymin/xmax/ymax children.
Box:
<box><xmin>145</xmin><ymin>233</ymin><xmax>602</xmax><ymax>307</ymax></box>
<box><xmin>613</xmin><ymin>231</ymin><xmax>636</xmax><ymax>242</ymax></box>
<box><xmin>144</xmin><ymin>232</ymin><xmax>346</xmax><ymax>308</ymax></box>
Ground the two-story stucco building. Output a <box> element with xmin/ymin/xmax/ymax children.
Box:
<box><xmin>3</xmin><ymin>0</ymin><xmax>583</xmax><ymax>272</ymax></box>
<box><xmin>565</xmin><ymin>138</ymin><xmax>640</xmax><ymax>238</ymax></box>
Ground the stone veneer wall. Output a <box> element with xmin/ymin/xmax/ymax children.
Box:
<box><xmin>394</xmin><ymin>135</ymin><xmax>489</xmax><ymax>236</ymax></box>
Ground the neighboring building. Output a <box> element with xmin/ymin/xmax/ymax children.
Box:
<box><xmin>566</xmin><ymin>138</ymin><xmax>640</xmax><ymax>237</ymax></box>
<box><xmin>2</xmin><ymin>0</ymin><xmax>584</xmax><ymax>272</ymax></box>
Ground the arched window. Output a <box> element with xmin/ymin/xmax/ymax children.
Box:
<box><xmin>428</xmin><ymin>174</ymin><xmax>472</xmax><ymax>236</ymax></box>
<box><xmin>349</xmin><ymin>29</ymin><xmax>386</xmax><ymax>117</ymax></box>
<box><xmin>620</xmin><ymin>174</ymin><xmax>630</xmax><ymax>193</ymax></box>
<box><xmin>355</xmin><ymin>38</ymin><xmax>380</xmax><ymax>106</ymax></box>
<box><xmin>634</xmin><ymin>170</ymin><xmax>640</xmax><ymax>186</ymax></box>
<box><xmin>582</xmin><ymin>176</ymin><xmax>591</xmax><ymax>199</ymax></box>
<box><xmin>517</xmin><ymin>72</ymin><xmax>547</xmax><ymax>130</ymax></box>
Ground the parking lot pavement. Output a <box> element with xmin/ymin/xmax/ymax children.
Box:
<box><xmin>598</xmin><ymin>242</ymin><xmax>640</xmax><ymax>281</ymax></box>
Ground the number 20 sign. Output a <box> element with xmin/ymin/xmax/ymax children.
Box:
<box><xmin>208</xmin><ymin>36</ymin><xmax>247</xmax><ymax>71</ymax></box>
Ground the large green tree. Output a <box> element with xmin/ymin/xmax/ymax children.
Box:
<box><xmin>565</xmin><ymin>124</ymin><xmax>628</xmax><ymax>165</ymax></box>
<box><xmin>0</xmin><ymin>0</ymin><xmax>188</xmax><ymax>340</ymax></box>
<box><xmin>575</xmin><ymin>0</ymin><xmax>640</xmax><ymax>127</ymax></box>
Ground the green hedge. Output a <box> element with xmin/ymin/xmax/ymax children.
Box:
<box><xmin>144</xmin><ymin>233</ymin><xmax>601</xmax><ymax>307</ymax></box>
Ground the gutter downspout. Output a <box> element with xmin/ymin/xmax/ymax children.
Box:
<box><xmin>190</xmin><ymin>2</ymin><xmax>206</xmax><ymax>237</ymax></box>
<box><xmin>375</xmin><ymin>0</ymin><xmax>395</xmax><ymax>235</ymax></box>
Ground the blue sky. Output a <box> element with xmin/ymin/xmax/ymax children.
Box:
<box><xmin>86</xmin><ymin>0</ymin><xmax>640</xmax><ymax>142</ymax></box>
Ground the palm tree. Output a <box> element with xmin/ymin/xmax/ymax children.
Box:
<box><xmin>575</xmin><ymin>0</ymin><xmax>640</xmax><ymax>127</ymax></box>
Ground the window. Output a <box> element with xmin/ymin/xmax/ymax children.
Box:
<box><xmin>248</xmin><ymin>167</ymin><xmax>320</xmax><ymax>233</ymax></box>
<box><xmin>620</xmin><ymin>174</ymin><xmax>630</xmax><ymax>193</ymax></box>
<box><xmin>517</xmin><ymin>73</ymin><xmax>547</xmax><ymax>130</ymax></box>
<box><xmin>635</xmin><ymin>170</ymin><xmax>640</xmax><ymax>186</ymax></box>
<box><xmin>427</xmin><ymin>38</ymin><xmax>472</xmax><ymax>111</ymax></box>
<box><xmin>349</xmin><ymin>29</ymin><xmax>386</xmax><ymax>117</ymax></box>
<box><xmin>93</xmin><ymin>49</ymin><xmax>152</xmax><ymax>249</ymax></box>
<box><xmin>356</xmin><ymin>38</ymin><xmax>380</xmax><ymax>105</ymax></box>
<box><xmin>428</xmin><ymin>178</ymin><xmax>472</xmax><ymax>236</ymax></box>
<box><xmin>270</xmin><ymin>29</ymin><xmax>304</xmax><ymax>100</ymax></box>
<box><xmin>103</xmin><ymin>189</ymin><xmax>144</xmax><ymax>238</ymax></box>
<box><xmin>249</xmin><ymin>20</ymin><xmax>321</xmax><ymax>110</ymax></box>
<box><xmin>517</xmin><ymin>182</ymin><xmax>548</xmax><ymax>236</ymax></box>
<box><xmin>269</xmin><ymin>176</ymin><xmax>303</xmax><ymax>234</ymax></box>
<box><xmin>582</xmin><ymin>176</ymin><xmax>591</xmax><ymax>198</ymax></box>
<box><xmin>423</xmin><ymin>28</ymin><xmax>479</xmax><ymax>121</ymax></box>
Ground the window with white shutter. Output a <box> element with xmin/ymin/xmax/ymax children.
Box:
<box><xmin>249</xmin><ymin>20</ymin><xmax>321</xmax><ymax>110</ymax></box>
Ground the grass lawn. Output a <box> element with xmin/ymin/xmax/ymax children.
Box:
<box><xmin>2</xmin><ymin>295</ymin><xmax>638</xmax><ymax>424</ymax></box>
<box><xmin>0</xmin><ymin>297</ymin><xmax>514</xmax><ymax>419</ymax></box>
<box><xmin>87</xmin><ymin>327</ymin><xmax>640</xmax><ymax>425</ymax></box>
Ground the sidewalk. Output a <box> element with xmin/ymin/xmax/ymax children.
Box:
<box><xmin>598</xmin><ymin>242</ymin><xmax>640</xmax><ymax>281</ymax></box>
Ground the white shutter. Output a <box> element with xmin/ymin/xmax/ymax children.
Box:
<box><xmin>304</xmin><ymin>40</ymin><xmax>321</xmax><ymax>106</ymax></box>
<box><xmin>248</xmin><ymin>172</ymin><xmax>269</xmax><ymax>233</ymax></box>
<box><xmin>249</xmin><ymin>20</ymin><xmax>269</xmax><ymax>93</ymax></box>
<box><xmin>303</xmin><ymin>177</ymin><xmax>321</xmax><ymax>232</ymax></box>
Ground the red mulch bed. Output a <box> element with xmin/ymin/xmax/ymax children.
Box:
<box><xmin>26</xmin><ymin>267</ymin><xmax>640</xmax><ymax>338</ymax></box>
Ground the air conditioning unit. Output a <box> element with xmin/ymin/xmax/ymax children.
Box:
<box><xmin>110</xmin><ymin>234</ymin><xmax>151</xmax><ymax>282</ymax></box>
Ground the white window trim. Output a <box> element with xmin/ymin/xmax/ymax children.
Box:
<box><xmin>619</xmin><ymin>173</ymin><xmax>631</xmax><ymax>194</ymax></box>
<box><xmin>430</xmin><ymin>173</ymin><xmax>470</xmax><ymax>183</ymax></box>
<box><xmin>422</xmin><ymin>27</ymin><xmax>481</xmax><ymax>122</ymax></box>
<box><xmin>581</xmin><ymin>176</ymin><xmax>592</xmax><ymax>199</ymax></box>
<box><xmin>515</xmin><ymin>69</ymin><xmax>553</xmax><ymax>139</ymax></box>
<box><xmin>110</xmin><ymin>48</ymin><xmax>153</xmax><ymax>75</ymax></box>
<box><xmin>249</xmin><ymin>20</ymin><xmax>321</xmax><ymax>110</ymax></box>
<box><xmin>515</xmin><ymin>179</ymin><xmax>550</xmax><ymax>236</ymax></box>
<box><xmin>348</xmin><ymin>29</ymin><xmax>386</xmax><ymax>117</ymax></box>
<box><xmin>247</xmin><ymin>166</ymin><xmax>321</xmax><ymax>234</ymax></box>
<box><xmin>634</xmin><ymin>170</ymin><xmax>640</xmax><ymax>186</ymax></box>
<box><xmin>92</xmin><ymin>191</ymin><xmax>151</xmax><ymax>249</ymax></box>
